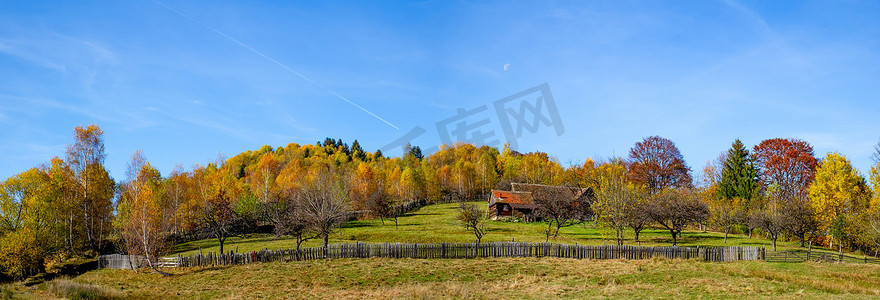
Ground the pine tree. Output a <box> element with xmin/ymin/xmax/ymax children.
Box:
<box><xmin>718</xmin><ymin>139</ymin><xmax>760</xmax><ymax>202</ymax></box>
<box><xmin>351</xmin><ymin>140</ymin><xmax>367</xmax><ymax>161</ymax></box>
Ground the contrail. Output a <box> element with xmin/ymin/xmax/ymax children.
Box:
<box><xmin>153</xmin><ymin>0</ymin><xmax>400</xmax><ymax>130</ymax></box>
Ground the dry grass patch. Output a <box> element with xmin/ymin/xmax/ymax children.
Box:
<box><xmin>63</xmin><ymin>257</ymin><xmax>880</xmax><ymax>299</ymax></box>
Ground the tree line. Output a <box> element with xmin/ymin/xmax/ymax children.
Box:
<box><xmin>2</xmin><ymin>125</ymin><xmax>880</xmax><ymax>279</ymax></box>
<box><xmin>591</xmin><ymin>136</ymin><xmax>880</xmax><ymax>256</ymax></box>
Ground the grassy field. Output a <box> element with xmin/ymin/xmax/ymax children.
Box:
<box><xmin>4</xmin><ymin>201</ymin><xmax>878</xmax><ymax>299</ymax></box>
<box><xmin>172</xmin><ymin>201</ymin><xmax>810</xmax><ymax>256</ymax></box>
<box><xmin>5</xmin><ymin>257</ymin><xmax>878</xmax><ymax>299</ymax></box>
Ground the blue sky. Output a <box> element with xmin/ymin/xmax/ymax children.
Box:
<box><xmin>1</xmin><ymin>0</ymin><xmax>879</xmax><ymax>181</ymax></box>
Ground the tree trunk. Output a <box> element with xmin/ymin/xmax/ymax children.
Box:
<box><xmin>772</xmin><ymin>235</ymin><xmax>777</xmax><ymax>251</ymax></box>
<box><xmin>554</xmin><ymin>219</ymin><xmax>563</xmax><ymax>237</ymax></box>
<box><xmin>545</xmin><ymin>221</ymin><xmax>553</xmax><ymax>242</ymax></box>
<box><xmin>322</xmin><ymin>234</ymin><xmax>329</xmax><ymax>249</ymax></box>
<box><xmin>724</xmin><ymin>226</ymin><xmax>730</xmax><ymax>244</ymax></box>
<box><xmin>633</xmin><ymin>229</ymin><xmax>640</xmax><ymax>242</ymax></box>
<box><xmin>669</xmin><ymin>229</ymin><xmax>677</xmax><ymax>246</ymax></box>
<box><xmin>218</xmin><ymin>236</ymin><xmax>225</xmax><ymax>254</ymax></box>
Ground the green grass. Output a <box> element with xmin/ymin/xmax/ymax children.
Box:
<box><xmin>7</xmin><ymin>202</ymin><xmax>876</xmax><ymax>299</ymax></box>
<box><xmin>171</xmin><ymin>202</ymin><xmax>811</xmax><ymax>256</ymax></box>
<box><xmin>64</xmin><ymin>258</ymin><xmax>880</xmax><ymax>299</ymax></box>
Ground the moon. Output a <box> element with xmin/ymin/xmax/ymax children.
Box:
<box><xmin>503</xmin><ymin>63</ymin><xmax>510</xmax><ymax>71</ymax></box>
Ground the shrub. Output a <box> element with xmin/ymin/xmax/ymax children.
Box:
<box><xmin>47</xmin><ymin>279</ymin><xmax>119</xmax><ymax>300</ymax></box>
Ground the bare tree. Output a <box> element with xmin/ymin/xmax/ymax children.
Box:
<box><xmin>873</xmin><ymin>138</ymin><xmax>880</xmax><ymax>163</ymax></box>
<box><xmin>647</xmin><ymin>189</ymin><xmax>709</xmax><ymax>246</ymax></box>
<box><xmin>749</xmin><ymin>209</ymin><xmax>785</xmax><ymax>252</ymax></box>
<box><xmin>781</xmin><ymin>194</ymin><xmax>819</xmax><ymax>248</ymax></box>
<box><xmin>200</xmin><ymin>189</ymin><xmax>250</xmax><ymax>254</ymax></box>
<box><xmin>268</xmin><ymin>191</ymin><xmax>314</xmax><ymax>258</ymax></box>
<box><xmin>532</xmin><ymin>185</ymin><xmax>592</xmax><ymax>242</ymax></box>
<box><xmin>299</xmin><ymin>171</ymin><xmax>349</xmax><ymax>250</ymax></box>
<box><xmin>626</xmin><ymin>200</ymin><xmax>651</xmax><ymax>243</ymax></box>
<box><xmin>456</xmin><ymin>202</ymin><xmax>487</xmax><ymax>243</ymax></box>
<box><xmin>366</xmin><ymin>185</ymin><xmax>399</xmax><ymax>229</ymax></box>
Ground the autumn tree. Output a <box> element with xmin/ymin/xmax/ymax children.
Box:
<box><xmin>647</xmin><ymin>188</ymin><xmax>709</xmax><ymax>246</ymax></box>
<box><xmin>808</xmin><ymin>152</ymin><xmax>871</xmax><ymax>248</ymax></box>
<box><xmin>0</xmin><ymin>168</ymin><xmax>64</xmax><ymax>279</ymax></box>
<box><xmin>475</xmin><ymin>151</ymin><xmax>499</xmax><ymax>196</ymax></box>
<box><xmin>753</xmin><ymin>138</ymin><xmax>818</xmax><ymax>201</ymax></box>
<box><xmin>251</xmin><ymin>153</ymin><xmax>279</xmax><ymax>204</ymax></box>
<box><xmin>165</xmin><ymin>165</ymin><xmax>193</xmax><ymax>236</ymax></box>
<box><xmin>65</xmin><ymin>124</ymin><xmax>115</xmax><ymax>250</ymax></box>
<box><xmin>116</xmin><ymin>151</ymin><xmax>169</xmax><ymax>273</ymax></box>
<box><xmin>592</xmin><ymin>162</ymin><xmax>643</xmax><ymax>245</ymax></box>
<box><xmin>871</xmin><ymin>160</ymin><xmax>880</xmax><ymax>211</ymax></box>
<box><xmin>627</xmin><ymin>136</ymin><xmax>692</xmax><ymax>193</ymax></box>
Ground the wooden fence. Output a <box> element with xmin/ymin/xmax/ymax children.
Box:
<box><xmin>765</xmin><ymin>249</ymin><xmax>880</xmax><ymax>264</ymax></box>
<box><xmin>174</xmin><ymin>242</ymin><xmax>764</xmax><ymax>268</ymax></box>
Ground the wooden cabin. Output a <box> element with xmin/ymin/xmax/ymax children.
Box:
<box><xmin>487</xmin><ymin>190</ymin><xmax>535</xmax><ymax>220</ymax></box>
<box><xmin>488</xmin><ymin>183</ymin><xmax>593</xmax><ymax>221</ymax></box>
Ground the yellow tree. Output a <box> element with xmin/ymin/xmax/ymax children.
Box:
<box><xmin>0</xmin><ymin>168</ymin><xmax>64</xmax><ymax>278</ymax></box>
<box><xmin>117</xmin><ymin>151</ymin><xmax>168</xmax><ymax>272</ymax></box>
<box><xmin>592</xmin><ymin>162</ymin><xmax>643</xmax><ymax>245</ymax></box>
<box><xmin>349</xmin><ymin>162</ymin><xmax>376</xmax><ymax>211</ymax></box>
<box><xmin>251</xmin><ymin>153</ymin><xmax>279</xmax><ymax>204</ymax></box>
<box><xmin>399</xmin><ymin>167</ymin><xmax>421</xmax><ymax>201</ymax></box>
<box><xmin>870</xmin><ymin>161</ymin><xmax>880</xmax><ymax>211</ymax></box>
<box><xmin>475</xmin><ymin>150</ymin><xmax>499</xmax><ymax>196</ymax></box>
<box><xmin>64</xmin><ymin>125</ymin><xmax>115</xmax><ymax>250</ymax></box>
<box><xmin>809</xmin><ymin>152</ymin><xmax>871</xmax><ymax>245</ymax></box>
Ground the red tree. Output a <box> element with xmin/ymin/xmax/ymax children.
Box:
<box><xmin>627</xmin><ymin>136</ymin><xmax>692</xmax><ymax>193</ymax></box>
<box><xmin>752</xmin><ymin>138</ymin><xmax>818</xmax><ymax>200</ymax></box>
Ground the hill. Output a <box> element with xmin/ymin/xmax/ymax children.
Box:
<box><xmin>170</xmin><ymin>201</ymin><xmax>807</xmax><ymax>256</ymax></box>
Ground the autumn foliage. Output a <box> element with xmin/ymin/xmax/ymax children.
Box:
<box><xmin>627</xmin><ymin>136</ymin><xmax>692</xmax><ymax>193</ymax></box>
<box><xmin>6</xmin><ymin>126</ymin><xmax>880</xmax><ymax>280</ymax></box>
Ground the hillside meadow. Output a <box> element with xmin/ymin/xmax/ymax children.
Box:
<box><xmin>4</xmin><ymin>201</ymin><xmax>875</xmax><ymax>299</ymax></box>
<box><xmin>171</xmin><ymin>201</ymin><xmax>811</xmax><ymax>256</ymax></box>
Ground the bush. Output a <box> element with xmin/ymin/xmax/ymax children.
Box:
<box><xmin>47</xmin><ymin>279</ymin><xmax>119</xmax><ymax>300</ymax></box>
